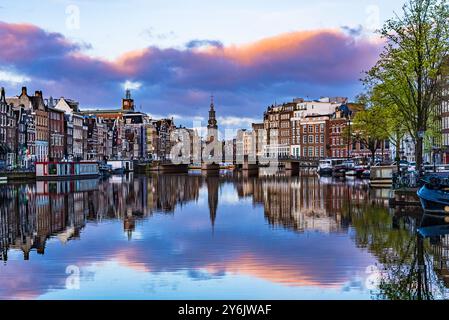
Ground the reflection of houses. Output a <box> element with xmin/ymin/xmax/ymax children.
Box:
<box><xmin>146</xmin><ymin>174</ymin><xmax>201</xmax><ymax>213</ymax></box>
<box><xmin>233</xmin><ymin>175</ymin><xmax>369</xmax><ymax>234</ymax></box>
<box><xmin>429</xmin><ymin>234</ymin><xmax>449</xmax><ymax>287</ymax></box>
<box><xmin>0</xmin><ymin>180</ymin><xmax>95</xmax><ymax>260</ymax></box>
<box><xmin>0</xmin><ymin>174</ymin><xmax>370</xmax><ymax>261</ymax></box>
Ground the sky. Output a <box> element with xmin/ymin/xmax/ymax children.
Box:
<box><xmin>0</xmin><ymin>0</ymin><xmax>405</xmax><ymax>128</ymax></box>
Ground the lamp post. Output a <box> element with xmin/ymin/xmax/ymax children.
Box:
<box><xmin>417</xmin><ymin>131</ymin><xmax>425</xmax><ymax>177</ymax></box>
<box><xmin>432</xmin><ymin>146</ymin><xmax>441</xmax><ymax>173</ymax></box>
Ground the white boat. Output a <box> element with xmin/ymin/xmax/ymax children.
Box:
<box><xmin>318</xmin><ymin>158</ymin><xmax>344</xmax><ymax>176</ymax></box>
<box><xmin>107</xmin><ymin>160</ymin><xmax>134</xmax><ymax>173</ymax></box>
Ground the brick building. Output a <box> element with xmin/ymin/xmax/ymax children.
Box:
<box><xmin>298</xmin><ymin>115</ymin><xmax>329</xmax><ymax>158</ymax></box>
<box><xmin>264</xmin><ymin>103</ymin><xmax>295</xmax><ymax>158</ymax></box>
<box><xmin>0</xmin><ymin>88</ymin><xmax>16</xmax><ymax>167</ymax></box>
<box><xmin>48</xmin><ymin>107</ymin><xmax>65</xmax><ymax>161</ymax></box>
<box><xmin>7</xmin><ymin>88</ymin><xmax>49</xmax><ymax>162</ymax></box>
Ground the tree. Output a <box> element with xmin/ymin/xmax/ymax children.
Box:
<box><xmin>364</xmin><ymin>0</ymin><xmax>449</xmax><ymax>172</ymax></box>
<box><xmin>344</xmin><ymin>106</ymin><xmax>388</xmax><ymax>163</ymax></box>
<box><xmin>370</xmin><ymin>85</ymin><xmax>408</xmax><ymax>163</ymax></box>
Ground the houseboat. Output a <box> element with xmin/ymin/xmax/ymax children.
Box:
<box><xmin>36</xmin><ymin>161</ymin><xmax>100</xmax><ymax>180</ymax></box>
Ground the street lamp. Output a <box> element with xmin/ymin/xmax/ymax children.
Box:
<box><xmin>432</xmin><ymin>146</ymin><xmax>441</xmax><ymax>173</ymax></box>
<box><xmin>417</xmin><ymin>131</ymin><xmax>426</xmax><ymax>176</ymax></box>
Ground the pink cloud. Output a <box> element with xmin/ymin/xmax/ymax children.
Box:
<box><xmin>0</xmin><ymin>21</ymin><xmax>382</xmax><ymax>120</ymax></box>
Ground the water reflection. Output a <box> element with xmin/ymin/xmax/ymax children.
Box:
<box><xmin>0</xmin><ymin>172</ymin><xmax>448</xmax><ymax>299</ymax></box>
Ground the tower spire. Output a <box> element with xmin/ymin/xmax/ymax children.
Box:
<box><xmin>207</xmin><ymin>96</ymin><xmax>217</xmax><ymax>130</ymax></box>
<box><xmin>0</xmin><ymin>87</ymin><xmax>5</xmax><ymax>103</ymax></box>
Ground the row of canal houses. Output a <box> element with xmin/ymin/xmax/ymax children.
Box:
<box><xmin>0</xmin><ymin>87</ymin><xmax>177</xmax><ymax>169</ymax></box>
<box><xmin>252</xmin><ymin>96</ymin><xmax>391</xmax><ymax>160</ymax></box>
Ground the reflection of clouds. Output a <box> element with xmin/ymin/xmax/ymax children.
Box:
<box><xmin>37</xmin><ymin>262</ymin><xmax>373</xmax><ymax>300</ymax></box>
<box><xmin>204</xmin><ymin>254</ymin><xmax>339</xmax><ymax>288</ymax></box>
<box><xmin>0</xmin><ymin>175</ymin><xmax>377</xmax><ymax>299</ymax></box>
<box><xmin>220</xmin><ymin>190</ymin><xmax>251</xmax><ymax>205</ymax></box>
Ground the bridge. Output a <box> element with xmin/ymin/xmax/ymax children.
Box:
<box><xmin>233</xmin><ymin>156</ymin><xmax>320</xmax><ymax>172</ymax></box>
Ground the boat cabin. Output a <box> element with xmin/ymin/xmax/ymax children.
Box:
<box><xmin>36</xmin><ymin>161</ymin><xmax>99</xmax><ymax>180</ymax></box>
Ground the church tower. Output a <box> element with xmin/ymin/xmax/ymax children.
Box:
<box><xmin>122</xmin><ymin>89</ymin><xmax>135</xmax><ymax>111</ymax></box>
<box><xmin>207</xmin><ymin>96</ymin><xmax>217</xmax><ymax>130</ymax></box>
<box><xmin>207</xmin><ymin>96</ymin><xmax>218</xmax><ymax>143</ymax></box>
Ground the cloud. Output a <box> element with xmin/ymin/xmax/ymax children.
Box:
<box><xmin>0</xmin><ymin>21</ymin><xmax>382</xmax><ymax>126</ymax></box>
<box><xmin>185</xmin><ymin>39</ymin><xmax>224</xmax><ymax>49</ymax></box>
<box><xmin>341</xmin><ymin>25</ymin><xmax>364</xmax><ymax>38</ymax></box>
<box><xmin>0</xmin><ymin>69</ymin><xmax>30</xmax><ymax>84</ymax></box>
<box><xmin>140</xmin><ymin>27</ymin><xmax>177</xmax><ymax>41</ymax></box>
<box><xmin>123</xmin><ymin>80</ymin><xmax>142</xmax><ymax>91</ymax></box>
<box><xmin>218</xmin><ymin>116</ymin><xmax>260</xmax><ymax>128</ymax></box>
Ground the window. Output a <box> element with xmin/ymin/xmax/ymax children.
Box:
<box><xmin>308</xmin><ymin>135</ymin><xmax>313</xmax><ymax>143</ymax></box>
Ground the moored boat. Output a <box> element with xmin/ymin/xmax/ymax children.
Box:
<box><xmin>318</xmin><ymin>159</ymin><xmax>333</xmax><ymax>176</ymax></box>
<box><xmin>99</xmin><ymin>163</ymin><xmax>113</xmax><ymax>175</ymax></box>
<box><xmin>36</xmin><ymin>161</ymin><xmax>100</xmax><ymax>180</ymax></box>
<box><xmin>417</xmin><ymin>174</ymin><xmax>449</xmax><ymax>215</ymax></box>
<box><xmin>318</xmin><ymin>158</ymin><xmax>344</xmax><ymax>176</ymax></box>
<box><xmin>107</xmin><ymin>160</ymin><xmax>134</xmax><ymax>174</ymax></box>
<box><xmin>333</xmin><ymin>164</ymin><xmax>346</xmax><ymax>178</ymax></box>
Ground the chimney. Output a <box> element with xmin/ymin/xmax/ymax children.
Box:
<box><xmin>35</xmin><ymin>91</ymin><xmax>42</xmax><ymax>98</ymax></box>
<box><xmin>0</xmin><ymin>87</ymin><xmax>5</xmax><ymax>102</ymax></box>
<box><xmin>21</xmin><ymin>86</ymin><xmax>27</xmax><ymax>96</ymax></box>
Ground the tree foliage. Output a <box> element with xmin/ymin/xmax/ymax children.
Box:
<box><xmin>364</xmin><ymin>0</ymin><xmax>449</xmax><ymax>169</ymax></box>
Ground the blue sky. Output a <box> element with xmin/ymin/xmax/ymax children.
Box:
<box><xmin>0</xmin><ymin>0</ymin><xmax>405</xmax><ymax>128</ymax></box>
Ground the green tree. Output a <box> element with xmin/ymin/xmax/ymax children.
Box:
<box><xmin>364</xmin><ymin>0</ymin><xmax>449</xmax><ymax>172</ymax></box>
<box><xmin>345</xmin><ymin>106</ymin><xmax>388</xmax><ymax>163</ymax></box>
<box><xmin>370</xmin><ymin>85</ymin><xmax>408</xmax><ymax>163</ymax></box>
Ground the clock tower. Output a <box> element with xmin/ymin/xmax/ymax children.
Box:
<box><xmin>207</xmin><ymin>95</ymin><xmax>218</xmax><ymax>131</ymax></box>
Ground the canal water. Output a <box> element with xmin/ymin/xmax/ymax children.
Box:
<box><xmin>0</xmin><ymin>171</ymin><xmax>447</xmax><ymax>300</ymax></box>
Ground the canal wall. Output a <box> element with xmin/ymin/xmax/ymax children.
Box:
<box><xmin>0</xmin><ymin>171</ymin><xmax>36</xmax><ymax>181</ymax></box>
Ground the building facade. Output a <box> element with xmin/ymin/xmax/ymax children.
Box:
<box><xmin>48</xmin><ymin>107</ymin><xmax>65</xmax><ymax>161</ymax></box>
<box><xmin>0</xmin><ymin>88</ymin><xmax>16</xmax><ymax>168</ymax></box>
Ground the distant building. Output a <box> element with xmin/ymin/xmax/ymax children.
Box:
<box><xmin>154</xmin><ymin>118</ymin><xmax>176</xmax><ymax>161</ymax></box>
<box><xmin>8</xmin><ymin>88</ymin><xmax>49</xmax><ymax>162</ymax></box>
<box><xmin>80</xmin><ymin>90</ymin><xmax>152</xmax><ymax>160</ymax></box>
<box><xmin>47</xmin><ymin>107</ymin><xmax>65</xmax><ymax>161</ymax></box>
<box><xmin>251</xmin><ymin>123</ymin><xmax>266</xmax><ymax>159</ymax></box>
<box><xmin>0</xmin><ymin>88</ymin><xmax>16</xmax><ymax>167</ymax></box>
<box><xmin>64</xmin><ymin>114</ymin><xmax>74</xmax><ymax>160</ymax></box>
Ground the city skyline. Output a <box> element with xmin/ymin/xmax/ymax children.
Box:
<box><xmin>0</xmin><ymin>1</ymin><xmax>404</xmax><ymax>128</ymax></box>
